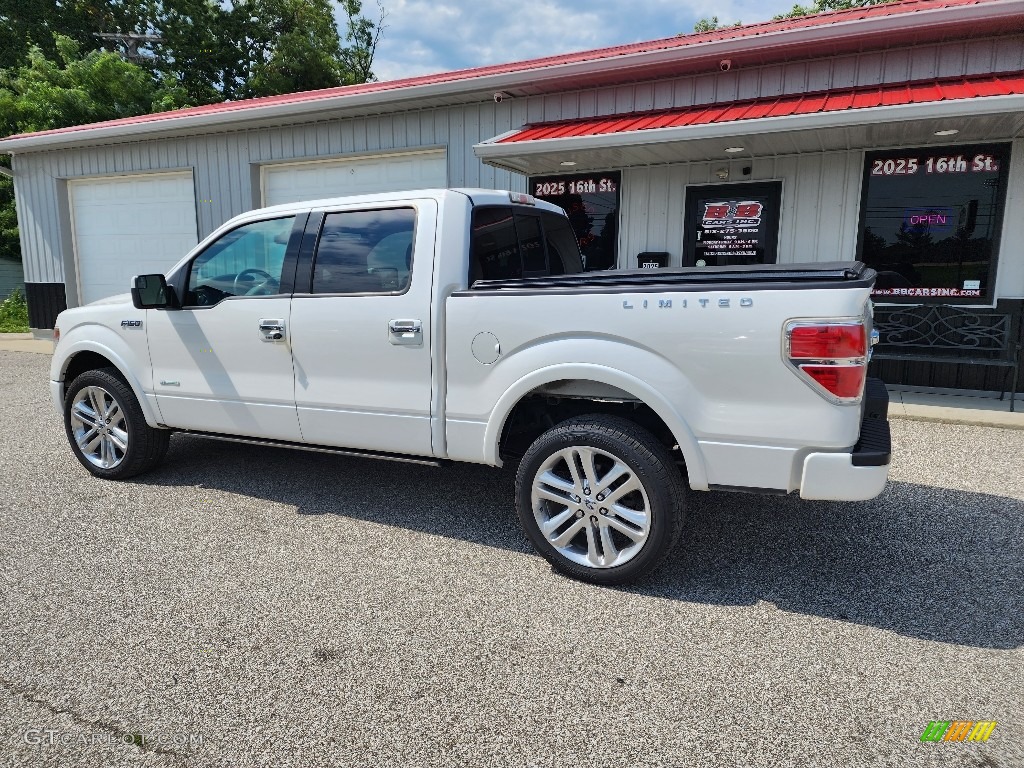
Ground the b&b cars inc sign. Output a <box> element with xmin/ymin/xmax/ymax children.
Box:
<box><xmin>695</xmin><ymin>198</ymin><xmax>768</xmax><ymax>266</ymax></box>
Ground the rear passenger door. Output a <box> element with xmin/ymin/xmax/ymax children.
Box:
<box><xmin>288</xmin><ymin>200</ymin><xmax>437</xmax><ymax>456</ymax></box>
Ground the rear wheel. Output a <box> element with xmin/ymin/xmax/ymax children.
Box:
<box><xmin>63</xmin><ymin>367</ymin><xmax>170</xmax><ymax>479</ymax></box>
<box><xmin>514</xmin><ymin>415</ymin><xmax>686</xmax><ymax>585</ymax></box>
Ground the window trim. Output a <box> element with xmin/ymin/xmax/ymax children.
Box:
<box><xmin>299</xmin><ymin>205</ymin><xmax>420</xmax><ymax>298</ymax></box>
<box><xmin>855</xmin><ymin>142</ymin><xmax>1012</xmax><ymax>306</ymax></box>
<box><xmin>180</xmin><ymin>213</ymin><xmax>307</xmax><ymax>309</ymax></box>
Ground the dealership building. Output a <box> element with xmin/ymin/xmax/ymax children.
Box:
<box><xmin>1</xmin><ymin>0</ymin><xmax>1022</xmax><ymax>391</ymax></box>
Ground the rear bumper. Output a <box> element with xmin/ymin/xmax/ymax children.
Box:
<box><xmin>799</xmin><ymin>378</ymin><xmax>892</xmax><ymax>501</ymax></box>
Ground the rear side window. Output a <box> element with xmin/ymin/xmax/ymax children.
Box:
<box><xmin>469</xmin><ymin>207</ymin><xmax>583</xmax><ymax>283</ymax></box>
<box><xmin>312</xmin><ymin>208</ymin><xmax>416</xmax><ymax>294</ymax></box>
<box><xmin>542</xmin><ymin>211</ymin><xmax>584</xmax><ymax>276</ymax></box>
<box><xmin>470</xmin><ymin>207</ymin><xmax>520</xmax><ymax>282</ymax></box>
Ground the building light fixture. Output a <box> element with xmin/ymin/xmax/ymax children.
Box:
<box><xmin>724</xmin><ymin>146</ymin><xmax>745</xmax><ymax>153</ymax></box>
<box><xmin>559</xmin><ymin>160</ymin><xmax>577</xmax><ymax>166</ymax></box>
<box><xmin>933</xmin><ymin>129</ymin><xmax>960</xmax><ymax>136</ymax></box>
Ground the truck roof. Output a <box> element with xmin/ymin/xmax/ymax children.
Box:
<box><xmin>250</xmin><ymin>188</ymin><xmax>566</xmax><ymax>220</ymax></box>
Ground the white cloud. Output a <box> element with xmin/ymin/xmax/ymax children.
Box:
<box><xmin>367</xmin><ymin>0</ymin><xmax>798</xmax><ymax>82</ymax></box>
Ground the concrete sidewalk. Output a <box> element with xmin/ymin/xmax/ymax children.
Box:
<box><xmin>0</xmin><ymin>333</ymin><xmax>53</xmax><ymax>354</ymax></box>
<box><xmin>2</xmin><ymin>336</ymin><xmax>1022</xmax><ymax>428</ymax></box>
<box><xmin>889</xmin><ymin>387</ymin><xmax>1024</xmax><ymax>429</ymax></box>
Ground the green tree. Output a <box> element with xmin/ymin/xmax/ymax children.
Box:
<box><xmin>0</xmin><ymin>36</ymin><xmax>158</xmax><ymax>137</ymax></box>
<box><xmin>339</xmin><ymin>0</ymin><xmax>385</xmax><ymax>84</ymax></box>
<box><xmin>0</xmin><ymin>36</ymin><xmax>160</xmax><ymax>261</ymax></box>
<box><xmin>3</xmin><ymin>1</ymin><xmax>384</xmax><ymax>108</ymax></box>
<box><xmin>691</xmin><ymin>16</ymin><xmax>740</xmax><ymax>33</ymax></box>
<box><xmin>228</xmin><ymin>0</ymin><xmax>383</xmax><ymax>99</ymax></box>
<box><xmin>775</xmin><ymin>0</ymin><xmax>898</xmax><ymax>20</ymax></box>
<box><xmin>0</xmin><ymin>2</ymin><xmax>385</xmax><ymax>264</ymax></box>
<box><xmin>0</xmin><ymin>0</ymin><xmax>157</xmax><ymax>70</ymax></box>
<box><xmin>0</xmin><ymin>175</ymin><xmax>18</xmax><ymax>262</ymax></box>
<box><xmin>242</xmin><ymin>0</ymin><xmax>349</xmax><ymax>97</ymax></box>
<box><xmin>146</xmin><ymin>0</ymin><xmax>232</xmax><ymax>107</ymax></box>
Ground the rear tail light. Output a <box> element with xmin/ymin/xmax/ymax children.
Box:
<box><xmin>788</xmin><ymin>324</ymin><xmax>866</xmax><ymax>359</ymax></box>
<box><xmin>785</xmin><ymin>320</ymin><xmax>868</xmax><ymax>403</ymax></box>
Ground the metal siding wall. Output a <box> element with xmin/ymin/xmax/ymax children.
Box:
<box><xmin>621</xmin><ymin>151</ymin><xmax>864</xmax><ymax>268</ymax></box>
<box><xmin>0</xmin><ymin>258</ymin><xmax>25</xmax><ymax>299</ymax></box>
<box><xmin>11</xmin><ymin>34</ymin><xmax>1022</xmax><ymax>286</ymax></box>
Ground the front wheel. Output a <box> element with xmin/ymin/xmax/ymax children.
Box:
<box><xmin>63</xmin><ymin>367</ymin><xmax>170</xmax><ymax>480</ymax></box>
<box><xmin>514</xmin><ymin>415</ymin><xmax>686</xmax><ymax>585</ymax></box>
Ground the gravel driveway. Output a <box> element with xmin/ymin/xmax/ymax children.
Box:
<box><xmin>1</xmin><ymin>349</ymin><xmax>1021</xmax><ymax>768</ymax></box>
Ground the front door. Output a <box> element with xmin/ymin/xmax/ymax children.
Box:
<box><xmin>289</xmin><ymin>201</ymin><xmax>436</xmax><ymax>456</ymax></box>
<box><xmin>683</xmin><ymin>181</ymin><xmax>782</xmax><ymax>267</ymax></box>
<box><xmin>147</xmin><ymin>214</ymin><xmax>304</xmax><ymax>442</ymax></box>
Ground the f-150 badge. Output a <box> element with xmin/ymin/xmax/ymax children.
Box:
<box><xmin>120</xmin><ymin>320</ymin><xmax>143</xmax><ymax>328</ymax></box>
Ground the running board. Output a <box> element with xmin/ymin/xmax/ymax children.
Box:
<box><xmin>179</xmin><ymin>430</ymin><xmax>446</xmax><ymax>467</ymax></box>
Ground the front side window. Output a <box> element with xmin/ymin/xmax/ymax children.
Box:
<box><xmin>186</xmin><ymin>216</ymin><xmax>296</xmax><ymax>306</ymax></box>
<box><xmin>859</xmin><ymin>144</ymin><xmax>1010</xmax><ymax>301</ymax></box>
<box><xmin>312</xmin><ymin>208</ymin><xmax>416</xmax><ymax>294</ymax></box>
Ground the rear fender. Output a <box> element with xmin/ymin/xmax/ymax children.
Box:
<box><xmin>484</xmin><ymin>362</ymin><xmax>709</xmax><ymax>490</ymax></box>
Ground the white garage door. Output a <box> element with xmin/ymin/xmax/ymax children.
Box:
<box><xmin>70</xmin><ymin>172</ymin><xmax>198</xmax><ymax>305</ymax></box>
<box><xmin>261</xmin><ymin>149</ymin><xmax>448</xmax><ymax>207</ymax></box>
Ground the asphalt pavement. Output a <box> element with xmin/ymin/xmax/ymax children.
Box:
<box><xmin>1</xmin><ymin>349</ymin><xmax>1021</xmax><ymax>768</ymax></box>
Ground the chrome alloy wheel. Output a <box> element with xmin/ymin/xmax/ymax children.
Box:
<box><xmin>69</xmin><ymin>386</ymin><xmax>129</xmax><ymax>469</ymax></box>
<box><xmin>530</xmin><ymin>446</ymin><xmax>651</xmax><ymax>569</ymax></box>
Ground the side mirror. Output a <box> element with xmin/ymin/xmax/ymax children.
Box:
<box><xmin>131</xmin><ymin>274</ymin><xmax>179</xmax><ymax>310</ymax></box>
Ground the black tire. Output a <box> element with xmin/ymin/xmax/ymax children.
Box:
<box><xmin>63</xmin><ymin>367</ymin><xmax>170</xmax><ymax>480</ymax></box>
<box><xmin>514</xmin><ymin>414</ymin><xmax>686</xmax><ymax>585</ymax></box>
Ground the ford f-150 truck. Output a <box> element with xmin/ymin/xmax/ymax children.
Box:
<box><xmin>50</xmin><ymin>188</ymin><xmax>891</xmax><ymax>584</ymax></box>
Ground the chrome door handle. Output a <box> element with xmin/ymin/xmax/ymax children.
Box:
<box><xmin>389</xmin><ymin>319</ymin><xmax>422</xmax><ymax>345</ymax></box>
<box><xmin>259</xmin><ymin>319</ymin><xmax>285</xmax><ymax>342</ymax></box>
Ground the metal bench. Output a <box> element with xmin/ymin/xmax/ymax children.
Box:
<box><xmin>870</xmin><ymin>303</ymin><xmax>1021</xmax><ymax>412</ymax></box>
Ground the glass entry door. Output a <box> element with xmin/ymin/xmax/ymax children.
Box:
<box><xmin>683</xmin><ymin>181</ymin><xmax>782</xmax><ymax>267</ymax></box>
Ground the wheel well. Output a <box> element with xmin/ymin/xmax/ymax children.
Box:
<box><xmin>63</xmin><ymin>351</ymin><xmax>119</xmax><ymax>389</ymax></box>
<box><xmin>498</xmin><ymin>383</ymin><xmax>683</xmax><ymax>469</ymax></box>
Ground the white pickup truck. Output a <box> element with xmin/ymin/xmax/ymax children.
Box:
<box><xmin>50</xmin><ymin>188</ymin><xmax>891</xmax><ymax>584</ymax></box>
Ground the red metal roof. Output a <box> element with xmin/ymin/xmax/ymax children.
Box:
<box><xmin>498</xmin><ymin>72</ymin><xmax>1024</xmax><ymax>143</ymax></box>
<box><xmin>0</xmin><ymin>0</ymin><xmax>1000</xmax><ymax>144</ymax></box>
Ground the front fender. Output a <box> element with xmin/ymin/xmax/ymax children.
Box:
<box><xmin>483</xmin><ymin>362</ymin><xmax>709</xmax><ymax>491</ymax></box>
<box><xmin>52</xmin><ymin>325</ymin><xmax>162</xmax><ymax>428</ymax></box>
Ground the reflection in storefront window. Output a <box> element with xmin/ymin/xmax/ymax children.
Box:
<box><xmin>530</xmin><ymin>171</ymin><xmax>620</xmax><ymax>271</ymax></box>
<box><xmin>859</xmin><ymin>145</ymin><xmax>1009</xmax><ymax>301</ymax></box>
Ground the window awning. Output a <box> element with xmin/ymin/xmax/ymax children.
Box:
<box><xmin>474</xmin><ymin>72</ymin><xmax>1024</xmax><ymax>175</ymax></box>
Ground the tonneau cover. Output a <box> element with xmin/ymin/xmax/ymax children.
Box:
<box><xmin>469</xmin><ymin>261</ymin><xmax>874</xmax><ymax>292</ymax></box>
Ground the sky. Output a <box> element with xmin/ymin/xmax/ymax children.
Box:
<box><xmin>367</xmin><ymin>0</ymin><xmax>802</xmax><ymax>83</ymax></box>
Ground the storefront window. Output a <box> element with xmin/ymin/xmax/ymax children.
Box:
<box><xmin>858</xmin><ymin>144</ymin><xmax>1010</xmax><ymax>301</ymax></box>
<box><xmin>529</xmin><ymin>171</ymin><xmax>620</xmax><ymax>271</ymax></box>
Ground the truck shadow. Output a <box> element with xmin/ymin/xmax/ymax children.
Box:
<box><xmin>145</xmin><ymin>434</ymin><xmax>1022</xmax><ymax>650</ymax></box>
